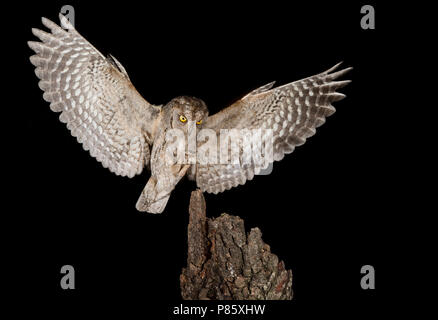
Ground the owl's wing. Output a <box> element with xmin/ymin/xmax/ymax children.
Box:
<box><xmin>28</xmin><ymin>15</ymin><xmax>161</xmax><ymax>178</ymax></box>
<box><xmin>195</xmin><ymin>63</ymin><xmax>351</xmax><ymax>194</ymax></box>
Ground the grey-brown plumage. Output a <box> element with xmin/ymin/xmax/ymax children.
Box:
<box><xmin>28</xmin><ymin>15</ymin><xmax>351</xmax><ymax>213</ymax></box>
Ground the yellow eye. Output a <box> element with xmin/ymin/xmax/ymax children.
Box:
<box><xmin>196</xmin><ymin>120</ymin><xmax>202</xmax><ymax>125</ymax></box>
<box><xmin>179</xmin><ymin>115</ymin><xmax>187</xmax><ymax>123</ymax></box>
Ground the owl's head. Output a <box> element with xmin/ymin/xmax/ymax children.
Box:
<box><xmin>166</xmin><ymin>96</ymin><xmax>209</xmax><ymax>131</ymax></box>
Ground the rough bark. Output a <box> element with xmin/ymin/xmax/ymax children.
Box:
<box><xmin>180</xmin><ymin>190</ymin><xmax>293</xmax><ymax>300</ymax></box>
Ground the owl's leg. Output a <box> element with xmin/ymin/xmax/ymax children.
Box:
<box><xmin>135</xmin><ymin>165</ymin><xmax>190</xmax><ymax>213</ymax></box>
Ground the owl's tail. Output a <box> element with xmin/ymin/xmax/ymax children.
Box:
<box><xmin>135</xmin><ymin>177</ymin><xmax>171</xmax><ymax>214</ymax></box>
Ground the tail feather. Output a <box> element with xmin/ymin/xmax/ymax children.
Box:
<box><xmin>136</xmin><ymin>177</ymin><xmax>171</xmax><ymax>214</ymax></box>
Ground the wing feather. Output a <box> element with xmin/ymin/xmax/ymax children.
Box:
<box><xmin>196</xmin><ymin>63</ymin><xmax>352</xmax><ymax>193</ymax></box>
<box><xmin>29</xmin><ymin>15</ymin><xmax>161</xmax><ymax>177</ymax></box>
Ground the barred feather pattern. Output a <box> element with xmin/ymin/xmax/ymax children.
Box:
<box><xmin>28</xmin><ymin>15</ymin><xmax>160</xmax><ymax>178</ymax></box>
<box><xmin>196</xmin><ymin>63</ymin><xmax>352</xmax><ymax>194</ymax></box>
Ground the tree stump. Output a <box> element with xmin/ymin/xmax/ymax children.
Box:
<box><xmin>180</xmin><ymin>190</ymin><xmax>293</xmax><ymax>300</ymax></box>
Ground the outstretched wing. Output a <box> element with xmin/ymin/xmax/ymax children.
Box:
<box><xmin>195</xmin><ymin>63</ymin><xmax>352</xmax><ymax>194</ymax></box>
<box><xmin>28</xmin><ymin>15</ymin><xmax>161</xmax><ymax>178</ymax></box>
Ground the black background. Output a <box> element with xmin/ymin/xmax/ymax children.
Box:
<box><xmin>13</xmin><ymin>0</ymin><xmax>407</xmax><ymax>317</ymax></box>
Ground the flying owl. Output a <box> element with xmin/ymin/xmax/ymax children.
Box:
<box><xmin>28</xmin><ymin>15</ymin><xmax>351</xmax><ymax>213</ymax></box>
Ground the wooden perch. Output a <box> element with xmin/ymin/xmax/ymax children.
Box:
<box><xmin>180</xmin><ymin>190</ymin><xmax>293</xmax><ymax>300</ymax></box>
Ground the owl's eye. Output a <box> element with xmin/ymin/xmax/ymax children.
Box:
<box><xmin>196</xmin><ymin>120</ymin><xmax>202</xmax><ymax>125</ymax></box>
<box><xmin>179</xmin><ymin>115</ymin><xmax>187</xmax><ymax>123</ymax></box>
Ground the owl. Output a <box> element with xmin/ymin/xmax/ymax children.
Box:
<box><xmin>28</xmin><ymin>15</ymin><xmax>351</xmax><ymax>213</ymax></box>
